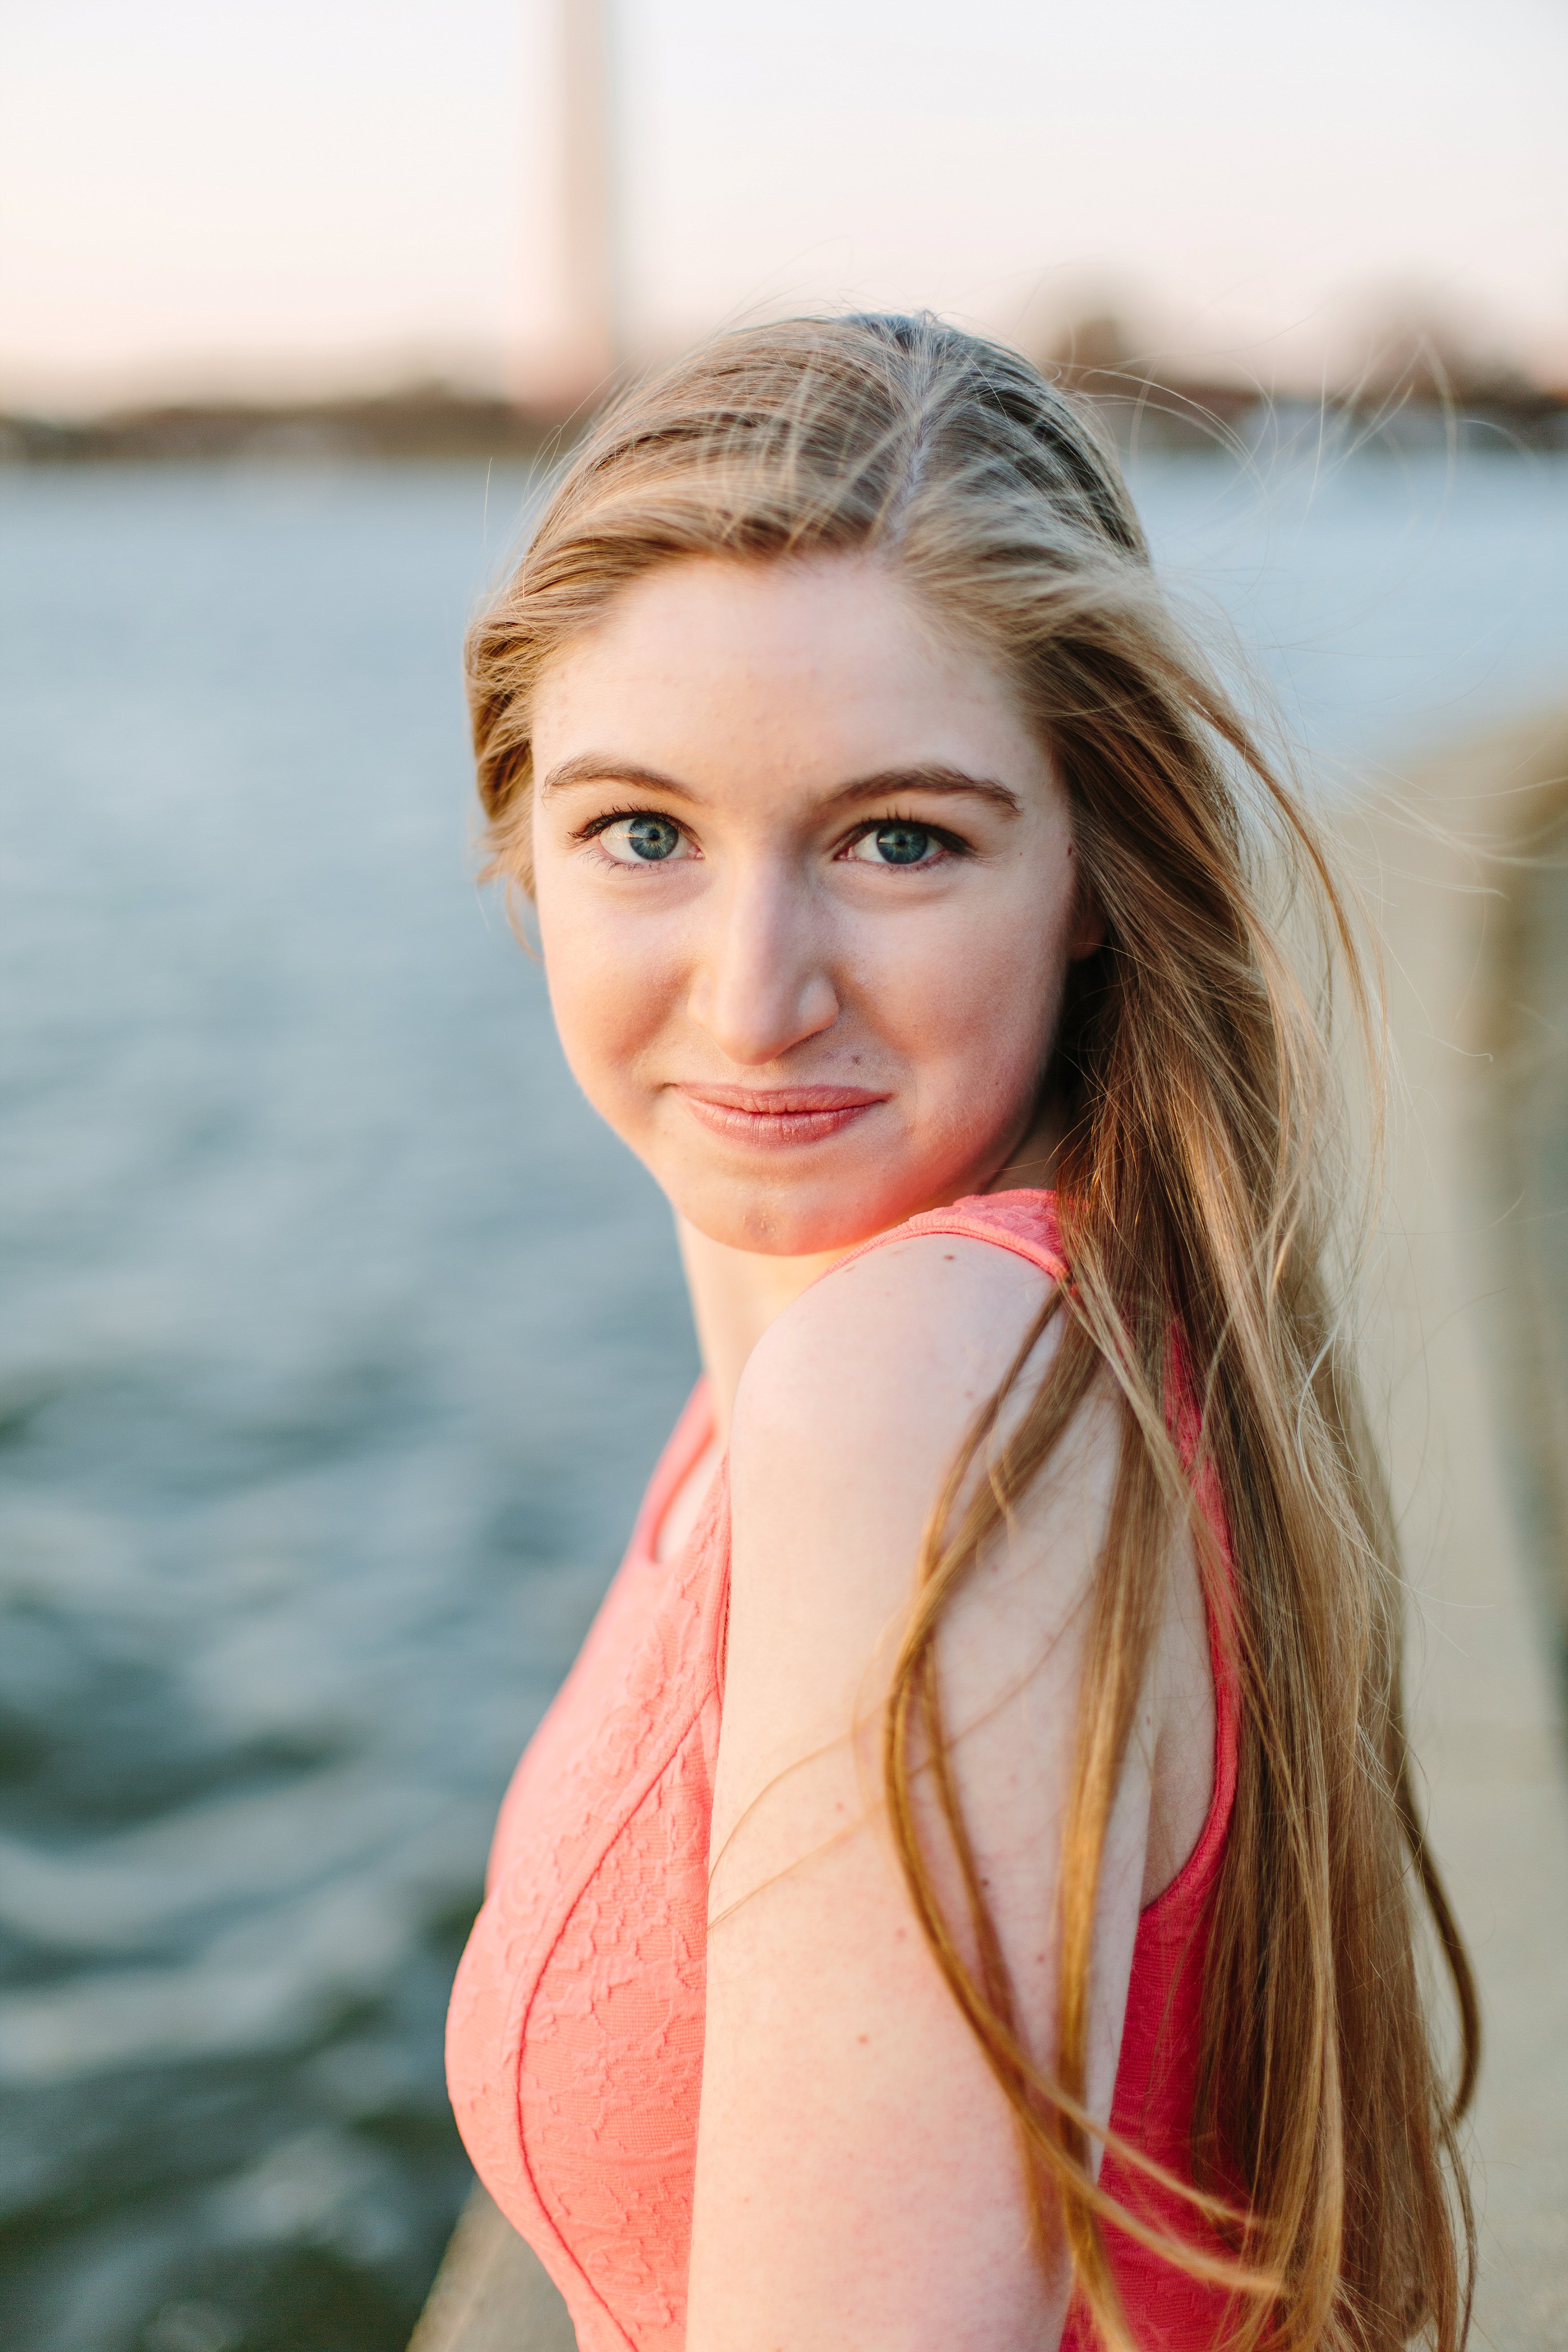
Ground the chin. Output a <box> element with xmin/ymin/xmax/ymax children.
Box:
<box><xmin>675</xmin><ymin>1167</ymin><xmax>965</xmax><ymax>1262</ymax></box>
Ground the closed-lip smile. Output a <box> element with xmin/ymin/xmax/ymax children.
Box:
<box><xmin>675</xmin><ymin>1082</ymin><xmax>890</xmax><ymax>1146</ymax></box>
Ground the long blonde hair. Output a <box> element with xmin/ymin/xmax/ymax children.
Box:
<box><xmin>466</xmin><ymin>314</ymin><xmax>1478</xmax><ymax>2351</ymax></box>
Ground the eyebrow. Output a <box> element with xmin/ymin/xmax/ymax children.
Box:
<box><xmin>537</xmin><ymin>754</ymin><xmax>1024</xmax><ymax>818</ymax></box>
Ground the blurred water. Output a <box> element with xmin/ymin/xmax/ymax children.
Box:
<box><xmin>1138</xmin><ymin>426</ymin><xmax>1568</xmax><ymax>780</ymax></box>
<box><xmin>0</xmin><ymin>442</ymin><xmax>1565</xmax><ymax>2352</ymax></box>
<box><xmin>0</xmin><ymin>463</ymin><xmax>700</xmax><ymax>2352</ymax></box>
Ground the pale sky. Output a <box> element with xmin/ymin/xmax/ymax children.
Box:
<box><xmin>2</xmin><ymin>0</ymin><xmax>1565</xmax><ymax>412</ymax></box>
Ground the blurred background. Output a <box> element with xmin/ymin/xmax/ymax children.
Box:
<box><xmin>2</xmin><ymin>5</ymin><xmax>1567</xmax><ymax>2349</ymax></box>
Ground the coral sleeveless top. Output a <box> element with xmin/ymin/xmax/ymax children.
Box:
<box><xmin>447</xmin><ymin>1192</ymin><xmax>1241</xmax><ymax>2350</ymax></box>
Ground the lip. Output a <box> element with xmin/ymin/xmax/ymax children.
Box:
<box><xmin>675</xmin><ymin>1082</ymin><xmax>890</xmax><ymax>1148</ymax></box>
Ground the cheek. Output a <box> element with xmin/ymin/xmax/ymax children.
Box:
<box><xmin>868</xmin><ymin>881</ymin><xmax>1071</xmax><ymax>1081</ymax></box>
<box><xmin>534</xmin><ymin>879</ymin><xmax>676</xmax><ymax>1111</ymax></box>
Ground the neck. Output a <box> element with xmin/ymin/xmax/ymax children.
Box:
<box><xmin>675</xmin><ymin>1097</ymin><xmax>1067</xmax><ymax>1439</ymax></box>
<box><xmin>676</xmin><ymin>1219</ymin><xmax>848</xmax><ymax>1442</ymax></box>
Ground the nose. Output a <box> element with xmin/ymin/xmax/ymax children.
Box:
<box><xmin>686</xmin><ymin>860</ymin><xmax>840</xmax><ymax>1066</ymax></box>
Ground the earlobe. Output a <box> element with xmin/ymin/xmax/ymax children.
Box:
<box><xmin>1068</xmin><ymin>883</ymin><xmax>1107</xmax><ymax>964</ymax></box>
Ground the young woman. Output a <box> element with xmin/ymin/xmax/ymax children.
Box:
<box><xmin>446</xmin><ymin>314</ymin><xmax>1477</xmax><ymax>2352</ymax></box>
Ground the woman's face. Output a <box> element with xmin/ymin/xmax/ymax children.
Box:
<box><xmin>530</xmin><ymin>553</ymin><xmax>1098</xmax><ymax>1258</ymax></box>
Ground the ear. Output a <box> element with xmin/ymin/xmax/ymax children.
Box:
<box><xmin>1067</xmin><ymin>874</ymin><xmax>1107</xmax><ymax>963</ymax></box>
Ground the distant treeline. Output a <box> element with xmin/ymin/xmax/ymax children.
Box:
<box><xmin>1042</xmin><ymin>309</ymin><xmax>1568</xmax><ymax>454</ymax></box>
<box><xmin>5</xmin><ymin>344</ymin><xmax>1567</xmax><ymax>467</ymax></box>
<box><xmin>0</xmin><ymin>383</ymin><xmax>555</xmax><ymax>467</ymax></box>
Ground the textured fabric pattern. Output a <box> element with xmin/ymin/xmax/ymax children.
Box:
<box><xmin>447</xmin><ymin>1193</ymin><xmax>1240</xmax><ymax>2350</ymax></box>
<box><xmin>447</xmin><ymin>1384</ymin><xmax>725</xmax><ymax>2352</ymax></box>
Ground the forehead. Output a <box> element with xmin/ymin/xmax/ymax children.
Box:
<box><xmin>531</xmin><ymin>553</ymin><xmax>1051</xmax><ymax>797</ymax></box>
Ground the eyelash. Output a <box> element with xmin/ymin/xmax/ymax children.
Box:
<box><xmin>847</xmin><ymin>811</ymin><xmax>973</xmax><ymax>863</ymax></box>
<box><xmin>571</xmin><ymin>806</ymin><xmax>976</xmax><ymax>864</ymax></box>
<box><xmin>573</xmin><ymin>803</ymin><xmax>668</xmax><ymax>845</ymax></box>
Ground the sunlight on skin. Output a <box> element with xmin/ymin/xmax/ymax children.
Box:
<box><xmin>523</xmin><ymin>551</ymin><xmax>1210</xmax><ymax>2352</ymax></box>
<box><xmin>529</xmin><ymin>551</ymin><xmax>1103</xmax><ymax>1445</ymax></box>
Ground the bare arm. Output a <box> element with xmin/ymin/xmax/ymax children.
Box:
<box><xmin>685</xmin><ymin>1236</ymin><xmax>1163</xmax><ymax>2352</ymax></box>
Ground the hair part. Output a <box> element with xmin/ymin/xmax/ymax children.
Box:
<box><xmin>467</xmin><ymin>311</ymin><xmax>1478</xmax><ymax>2352</ymax></box>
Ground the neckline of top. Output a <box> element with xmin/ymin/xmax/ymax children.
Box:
<box><xmin>630</xmin><ymin>1377</ymin><xmax>718</xmax><ymax>1570</ymax></box>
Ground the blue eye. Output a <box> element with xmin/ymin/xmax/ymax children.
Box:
<box><xmin>591</xmin><ymin>810</ymin><xmax>696</xmax><ymax>868</ymax></box>
<box><xmin>627</xmin><ymin>815</ymin><xmax>680</xmax><ymax>860</ymax></box>
<box><xmin>869</xmin><ymin>822</ymin><xmax>932</xmax><ymax>865</ymax></box>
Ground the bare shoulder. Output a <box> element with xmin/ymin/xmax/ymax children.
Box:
<box><xmin>696</xmin><ymin>1232</ymin><xmax>1124</xmax><ymax>2352</ymax></box>
<box><xmin>721</xmin><ymin>1233</ymin><xmax>1090</xmax><ymax>1835</ymax></box>
<box><xmin>732</xmin><ymin>1230</ymin><xmax>1059</xmax><ymax>1484</ymax></box>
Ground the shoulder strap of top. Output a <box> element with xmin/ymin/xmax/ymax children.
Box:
<box><xmin>826</xmin><ymin>1188</ymin><xmax>1066</xmax><ymax>1287</ymax></box>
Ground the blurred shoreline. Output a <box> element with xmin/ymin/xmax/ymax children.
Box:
<box><xmin>4</xmin><ymin>370</ymin><xmax>1567</xmax><ymax>470</ymax></box>
<box><xmin>0</xmin><ymin>385</ymin><xmax>554</xmax><ymax>470</ymax></box>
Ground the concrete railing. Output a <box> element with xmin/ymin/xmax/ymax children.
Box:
<box><xmin>408</xmin><ymin>2187</ymin><xmax>576</xmax><ymax>2352</ymax></box>
<box><xmin>1354</xmin><ymin>715</ymin><xmax>1568</xmax><ymax>2348</ymax></box>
